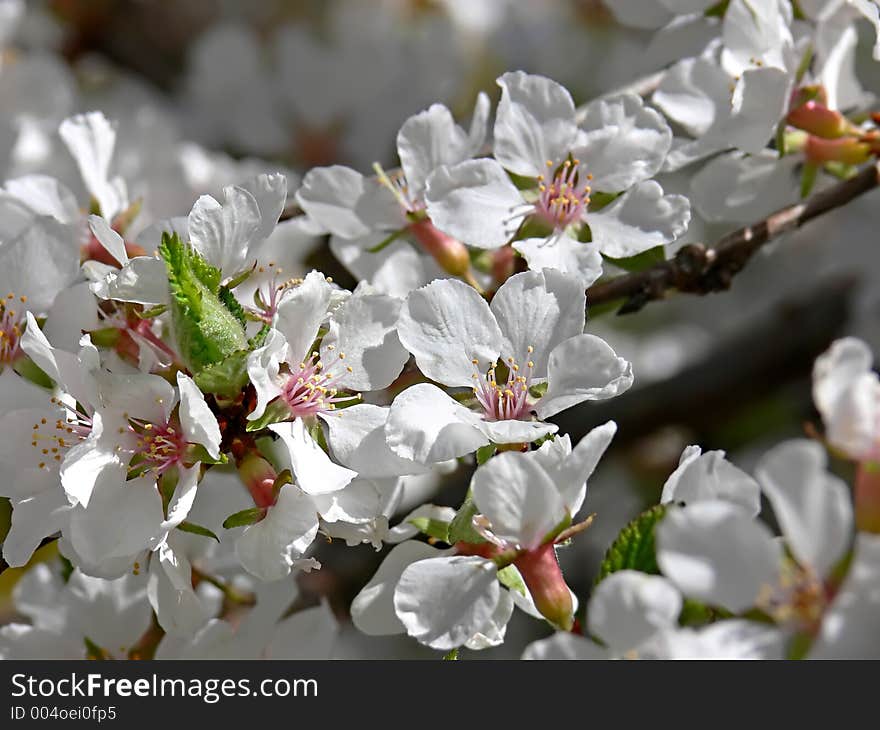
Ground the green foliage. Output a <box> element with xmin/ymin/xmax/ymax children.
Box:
<box><xmin>475</xmin><ymin>444</ymin><xmax>496</xmax><ymax>465</ymax></box>
<box><xmin>178</xmin><ymin>521</ymin><xmax>220</xmax><ymax>542</ymax></box>
<box><xmin>603</xmin><ymin>246</ymin><xmax>667</xmax><ymax>273</ymax></box>
<box><xmin>448</xmin><ymin>497</ymin><xmax>486</xmax><ymax>545</ymax></box>
<box><xmin>595</xmin><ymin>504</ymin><xmax>667</xmax><ymax>585</ymax></box>
<box><xmin>497</xmin><ymin>565</ymin><xmax>527</xmax><ymax>597</ymax></box>
<box><xmin>222</xmin><ymin>507</ymin><xmax>266</xmax><ymax>529</ymax></box>
<box><xmin>159</xmin><ymin>232</ymin><xmax>248</xmax><ymax>374</ymax></box>
<box><xmin>409</xmin><ymin>516</ymin><xmax>451</xmax><ymax>542</ymax></box>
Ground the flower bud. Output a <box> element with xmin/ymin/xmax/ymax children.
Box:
<box><xmin>236</xmin><ymin>450</ymin><xmax>277</xmax><ymax>509</ymax></box>
<box><xmin>408</xmin><ymin>218</ymin><xmax>471</xmax><ymax>276</ymax></box>
<box><xmin>514</xmin><ymin>543</ymin><xmax>574</xmax><ymax>631</ymax></box>
<box><xmin>855</xmin><ymin>462</ymin><xmax>880</xmax><ymax>534</ymax></box>
<box><xmin>491</xmin><ymin>245</ymin><xmax>516</xmax><ymax>284</ymax></box>
<box><xmin>804</xmin><ymin>135</ymin><xmax>871</xmax><ymax>165</ymax></box>
<box><xmin>787</xmin><ymin>101</ymin><xmax>850</xmax><ymax>139</ymax></box>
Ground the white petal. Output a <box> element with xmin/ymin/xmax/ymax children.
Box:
<box><xmin>472</xmin><ymin>449</ymin><xmax>567</xmax><ymax>549</ymax></box>
<box><xmin>158</xmin><ymin>464</ymin><xmax>200</xmax><ymax>537</ymax></box>
<box><xmin>586</xmin><ymin>181</ymin><xmax>690</xmax><ymax>259</ymax></box>
<box><xmin>490</xmin><ymin>268</ymin><xmax>585</xmax><ymax>378</ymax></box>
<box><xmin>269</xmin><ymin>419</ymin><xmax>356</xmax><ymax>495</ymax></box>
<box><xmin>329</xmin><ymin>235</ymin><xmax>436</xmax><ymax>299</ymax></box>
<box><xmin>0</xmin><ymin>217</ymin><xmax>78</xmax><ymax>312</ymax></box>
<box><xmin>68</xmin><ymin>471</ymin><xmax>165</xmax><ymax>566</ymax></box>
<box><xmin>493</xmin><ymin>71</ymin><xmax>579</xmax><ymax>177</ymax></box>
<box><xmin>322</xmin><ymin>404</ymin><xmax>426</xmax><ymax>478</ymax></box>
<box><xmin>312</xmin><ymin>477</ymin><xmax>383</xmax><ymax>524</ymax></box>
<box><xmin>351</xmin><ymin>540</ymin><xmax>444</xmax><ymax>636</ymax></box>
<box><xmin>723</xmin><ymin>67</ymin><xmax>792</xmax><ymax>155</ymax></box>
<box><xmin>188</xmin><ymin>186</ymin><xmax>261</xmax><ymax>274</ymax></box>
<box><xmin>661</xmin><ymin>446</ymin><xmax>762</xmax><ymax>517</ymax></box>
<box><xmin>88</xmin><ymin>214</ymin><xmax>127</xmax><ymax>266</ymax></box>
<box><xmin>238</xmin><ymin>172</ymin><xmax>288</xmax><ymax>243</ymax></box>
<box><xmin>94</xmin><ymin>369</ymin><xmax>176</xmax><ymax>424</ymax></box>
<box><xmin>577</xmin><ymin>93</ymin><xmax>672</xmax><ymax>192</ymax></box>
<box><xmin>607</xmin><ymin>0</ymin><xmax>673</xmax><ymax>29</ymax></box>
<box><xmin>537</xmin><ymin>334</ymin><xmax>634</xmax><ymax>419</ymax></box>
<box><xmin>2</xmin><ymin>489</ymin><xmax>70</xmax><ymax>568</ymax></box>
<box><xmin>513</xmin><ymin>235</ymin><xmax>604</xmax><ymax>289</ymax></box>
<box><xmin>464</xmin><ymin>588</ymin><xmax>514</xmax><ymax>651</ymax></box>
<box><xmin>397</xmin><ymin>277</ymin><xmax>503</xmax><ymax>387</ymax></box>
<box><xmin>176</xmin><ymin>372</ymin><xmax>221</xmax><ymax>459</ymax></box>
<box><xmin>385</xmin><ymin>384</ymin><xmax>488</xmax><ymax>463</ymax></box>
<box><xmin>535</xmin><ymin>421</ymin><xmax>617</xmax><ymax>516</ymax></box>
<box><xmin>639</xmin><ymin>619</ymin><xmax>786</xmax><ymax>659</ymax></box>
<box><xmin>245</xmin><ymin>329</ymin><xmax>287</xmax><ymax>422</ymax></box>
<box><xmin>321</xmin><ymin>287</ymin><xmax>408</xmax><ymax>391</ymax></box>
<box><xmin>523</xmin><ymin>632</ymin><xmax>607</xmax><ymax>660</ymax></box>
<box><xmin>588</xmin><ymin>571</ymin><xmax>682</xmax><ymax>653</ymax></box>
<box><xmin>852</xmin><ymin>0</ymin><xmax>880</xmax><ymax>60</ymax></box>
<box><xmin>60</xmin><ymin>413</ymin><xmax>123</xmax><ymax>508</ymax></box>
<box><xmin>755</xmin><ymin>439</ymin><xmax>853</xmax><ymax>578</ymax></box>
<box><xmin>270</xmin><ymin>601</ymin><xmax>338</xmax><ymax>659</ymax></box>
<box><xmin>148</xmin><ymin>541</ymin><xmax>210</xmax><ymax>636</ymax></box>
<box><xmin>58</xmin><ymin>111</ymin><xmax>126</xmax><ymax>219</ymax></box>
<box><xmin>274</xmin><ymin>270</ymin><xmax>333</xmax><ymax>365</ymax></box>
<box><xmin>295</xmin><ymin>165</ymin><xmax>403</xmax><ymax>238</ymax></box>
<box><xmin>387</xmin><ymin>504</ymin><xmax>457</xmax><ymax>544</ymax></box>
<box><xmin>656</xmin><ymin>501</ymin><xmax>781</xmax><ymax>612</ymax></box>
<box><xmin>394</xmin><ymin>555</ymin><xmax>500</xmax><ymax>650</ymax></box>
<box><xmin>42</xmin><ymin>282</ymin><xmax>100</xmax><ymax>353</ymax></box>
<box><xmin>812</xmin><ymin>337</ymin><xmax>880</xmax><ymax>460</ymax></box>
<box><xmin>810</xmin><ymin>533</ymin><xmax>880</xmax><ymax>659</ymax></box>
<box><xmin>234</xmin><ymin>484</ymin><xmax>320</xmax><ymax>582</ymax></box>
<box><xmin>397</xmin><ymin>103</ymin><xmax>471</xmax><ymax>199</ymax></box>
<box><xmin>474</xmin><ymin>418</ymin><xmax>558</xmax><ymax>446</ymax></box>
<box><xmin>5</xmin><ymin>175</ymin><xmax>79</xmax><ymax>223</ymax></box>
<box><xmin>92</xmin><ymin>256</ymin><xmax>170</xmax><ymax>306</ymax></box>
<box><xmin>425</xmin><ymin>158</ymin><xmax>523</xmax><ymax>250</ymax></box>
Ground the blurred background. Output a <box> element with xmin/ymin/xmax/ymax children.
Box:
<box><xmin>1</xmin><ymin>0</ymin><xmax>879</xmax><ymax>658</ymax></box>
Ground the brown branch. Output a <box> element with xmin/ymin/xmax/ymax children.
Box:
<box><xmin>586</xmin><ymin>161</ymin><xmax>880</xmax><ymax>314</ymax></box>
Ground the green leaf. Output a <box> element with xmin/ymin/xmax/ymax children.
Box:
<box><xmin>135</xmin><ymin>304</ymin><xmax>168</xmax><ymax>319</ymax></box>
<box><xmin>497</xmin><ymin>565</ymin><xmax>527</xmax><ymax>597</ymax></box>
<box><xmin>159</xmin><ymin>232</ymin><xmax>249</xmax><ymax>373</ymax></box>
<box><xmin>367</xmin><ymin>227</ymin><xmax>408</xmax><ymax>253</ymax></box>
<box><xmin>245</xmin><ymin>399</ymin><xmax>293</xmax><ymax>432</ymax></box>
<box><xmin>409</xmin><ymin>516</ymin><xmax>451</xmax><ymax>542</ymax></box>
<box><xmin>587</xmin><ymin>191</ymin><xmax>620</xmax><ymax>210</ymax></box>
<box><xmin>475</xmin><ymin>444</ymin><xmax>496</xmax><ymax>465</ymax></box>
<box><xmin>442</xmin><ymin>648</ymin><xmax>459</xmax><ymax>660</ymax></box>
<box><xmin>222</xmin><ymin>507</ymin><xmax>266</xmax><ymax>529</ymax></box>
<box><xmin>528</xmin><ymin>381</ymin><xmax>548</xmax><ymax>399</ymax></box>
<box><xmin>178</xmin><ymin>521</ymin><xmax>220</xmax><ymax>542</ymax></box>
<box><xmin>11</xmin><ymin>356</ymin><xmax>54</xmax><ymax>389</ymax></box>
<box><xmin>448</xmin><ymin>497</ymin><xmax>486</xmax><ymax>545</ymax></box>
<box><xmin>224</xmin><ymin>264</ymin><xmax>256</xmax><ymax>290</ymax></box>
<box><xmin>603</xmin><ymin>246</ymin><xmax>667</xmax><ymax>273</ymax></box>
<box><xmin>595</xmin><ymin>504</ymin><xmax>667</xmax><ymax>585</ymax></box>
<box><xmin>800</xmin><ymin>161</ymin><xmax>819</xmax><ymax>198</ymax></box>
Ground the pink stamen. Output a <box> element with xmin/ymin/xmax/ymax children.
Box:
<box><xmin>471</xmin><ymin>348</ymin><xmax>535</xmax><ymax>422</ymax></box>
<box><xmin>280</xmin><ymin>352</ymin><xmax>356</xmax><ymax>418</ymax></box>
<box><xmin>0</xmin><ymin>293</ymin><xmax>26</xmax><ymax>366</ymax></box>
<box><xmin>533</xmin><ymin>159</ymin><xmax>592</xmax><ymax>230</ymax></box>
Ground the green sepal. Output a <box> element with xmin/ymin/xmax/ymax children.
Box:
<box><xmin>409</xmin><ymin>516</ymin><xmax>451</xmax><ymax>543</ymax></box>
<box><xmin>177</xmin><ymin>521</ymin><xmax>220</xmax><ymax>542</ymax></box>
<box><xmin>528</xmin><ymin>381</ymin><xmax>548</xmax><ymax>399</ymax></box>
<box><xmin>11</xmin><ymin>356</ymin><xmax>54</xmax><ymax>389</ymax></box>
<box><xmin>193</xmin><ymin>348</ymin><xmax>252</xmax><ymax>398</ymax></box>
<box><xmin>442</xmin><ymin>648</ymin><xmax>459</xmax><ymax>660</ymax></box>
<box><xmin>135</xmin><ymin>304</ymin><xmax>168</xmax><ymax>320</ymax></box>
<box><xmin>246</xmin><ymin>399</ymin><xmax>293</xmax><ymax>432</ymax></box>
<box><xmin>603</xmin><ymin>245</ymin><xmax>667</xmax><ymax>273</ymax></box>
<box><xmin>497</xmin><ymin>565</ymin><xmax>527</xmax><ymax>597</ymax></box>
<box><xmin>448</xmin><ymin>496</ymin><xmax>486</xmax><ymax>545</ymax></box>
<box><xmin>800</xmin><ymin>161</ymin><xmax>820</xmax><ymax>198</ymax></box>
<box><xmin>218</xmin><ymin>285</ymin><xmax>247</xmax><ymax>329</ymax></box>
<box><xmin>184</xmin><ymin>443</ymin><xmax>228</xmax><ymax>466</ymax></box>
<box><xmin>159</xmin><ymin>232</ymin><xmax>248</xmax><ymax>373</ymax></box>
<box><xmin>595</xmin><ymin>504</ymin><xmax>667</xmax><ymax>585</ymax></box>
<box><xmin>587</xmin><ymin>191</ymin><xmax>620</xmax><ymax>211</ymax></box>
<box><xmin>368</xmin><ymin>227</ymin><xmax>408</xmax><ymax>253</ymax></box>
<box><xmin>87</xmin><ymin>327</ymin><xmax>122</xmax><ymax>348</ymax></box>
<box><xmin>475</xmin><ymin>444</ymin><xmax>496</xmax><ymax>465</ymax></box>
<box><xmin>222</xmin><ymin>507</ymin><xmax>266</xmax><ymax>529</ymax></box>
<box><xmin>224</xmin><ymin>264</ymin><xmax>256</xmax><ymax>291</ymax></box>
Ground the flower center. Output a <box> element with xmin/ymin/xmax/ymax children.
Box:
<box><xmin>757</xmin><ymin>559</ymin><xmax>827</xmax><ymax>634</ymax></box>
<box><xmin>534</xmin><ymin>159</ymin><xmax>592</xmax><ymax>230</ymax></box>
<box><xmin>280</xmin><ymin>350</ymin><xmax>357</xmax><ymax>418</ymax></box>
<box><xmin>130</xmin><ymin>418</ymin><xmax>186</xmax><ymax>476</ymax></box>
<box><xmin>471</xmin><ymin>347</ymin><xmax>535</xmax><ymax>422</ymax></box>
<box><xmin>0</xmin><ymin>293</ymin><xmax>26</xmax><ymax>366</ymax></box>
<box><xmin>30</xmin><ymin>398</ymin><xmax>93</xmax><ymax>471</ymax></box>
<box><xmin>373</xmin><ymin>162</ymin><xmax>422</xmax><ymax>215</ymax></box>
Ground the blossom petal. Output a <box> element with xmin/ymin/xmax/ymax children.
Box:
<box><xmin>577</xmin><ymin>93</ymin><xmax>672</xmax><ymax>192</ymax></box>
<box><xmin>351</xmin><ymin>540</ymin><xmax>444</xmax><ymax>636</ymax></box>
<box><xmin>513</xmin><ymin>235</ymin><xmax>604</xmax><ymax>289</ymax></box>
<box><xmin>234</xmin><ymin>484</ymin><xmax>320</xmax><ymax>582</ymax></box>
<box><xmin>269</xmin><ymin>419</ymin><xmax>356</xmax><ymax>495</ymax></box>
<box><xmin>490</xmin><ymin>269</ymin><xmax>585</xmax><ymax>378</ymax></box>
<box><xmin>239</xmin><ymin>172</ymin><xmax>287</xmax><ymax>244</ymax></box>
<box><xmin>398</xmin><ymin>278</ymin><xmax>503</xmax><ymax>387</ymax></box>
<box><xmin>755</xmin><ymin>439</ymin><xmax>852</xmax><ymax>578</ymax></box>
<box><xmin>245</xmin><ymin>328</ymin><xmax>287</xmax><ymax>422</ymax></box>
<box><xmin>661</xmin><ymin>445</ymin><xmax>761</xmax><ymax>517</ymax></box>
<box><xmin>385</xmin><ymin>383</ymin><xmax>488</xmax><ymax>463</ymax></box>
<box><xmin>2</xmin><ymin>489</ymin><xmax>71</xmax><ymax>568</ymax></box>
<box><xmin>88</xmin><ymin>214</ymin><xmax>128</xmax><ymax>266</ymax></box>
<box><xmin>588</xmin><ymin>571</ymin><xmax>682</xmax><ymax>653</ymax></box>
<box><xmin>522</xmin><ymin>632</ymin><xmax>607</xmax><ymax>659</ymax></box>
<box><xmin>322</xmin><ymin>404</ymin><xmax>426</xmax><ymax>478</ymax></box>
<box><xmin>397</xmin><ymin>103</ymin><xmax>471</xmax><ymax>199</ymax></box>
<box><xmin>188</xmin><ymin>186</ymin><xmax>261</xmax><ymax>275</ymax></box>
<box><xmin>586</xmin><ymin>181</ymin><xmax>690</xmax><ymax>258</ymax></box>
<box><xmin>176</xmin><ymin>373</ymin><xmax>221</xmax><ymax>459</ymax></box>
<box><xmin>494</xmin><ymin>71</ymin><xmax>578</xmax><ymax>177</ymax></box>
<box><xmin>474</xmin><ymin>418</ymin><xmax>558</xmax><ymax>446</ymax></box>
<box><xmin>537</xmin><ymin>334</ymin><xmax>633</xmax><ymax>419</ymax></box>
<box><xmin>274</xmin><ymin>269</ymin><xmax>333</xmax><ymax>365</ymax></box>
<box><xmin>472</xmin><ymin>449</ymin><xmax>567</xmax><ymax>549</ymax></box>
<box><xmin>656</xmin><ymin>501</ymin><xmax>781</xmax><ymax>612</ymax></box>
<box><xmin>425</xmin><ymin>158</ymin><xmax>523</xmax><ymax>250</ymax></box>
<box><xmin>639</xmin><ymin>620</ymin><xmax>786</xmax><ymax>659</ymax></box>
<box><xmin>394</xmin><ymin>555</ymin><xmax>501</xmax><ymax>650</ymax></box>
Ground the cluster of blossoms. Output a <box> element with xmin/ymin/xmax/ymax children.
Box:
<box><xmin>1</xmin><ymin>0</ymin><xmax>879</xmax><ymax>660</ymax></box>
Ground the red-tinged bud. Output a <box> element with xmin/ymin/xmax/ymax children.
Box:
<box><xmin>855</xmin><ymin>462</ymin><xmax>880</xmax><ymax>534</ymax></box>
<box><xmin>514</xmin><ymin>543</ymin><xmax>574</xmax><ymax>631</ymax></box>
<box><xmin>790</xmin><ymin>84</ymin><xmax>829</xmax><ymax>110</ymax></box>
<box><xmin>455</xmin><ymin>541</ymin><xmax>502</xmax><ymax>560</ymax></box>
<box><xmin>236</xmin><ymin>450</ymin><xmax>277</xmax><ymax>509</ymax></box>
<box><xmin>787</xmin><ymin>101</ymin><xmax>849</xmax><ymax>139</ymax></box>
<box><xmin>492</xmin><ymin>245</ymin><xmax>516</xmax><ymax>284</ymax></box>
<box><xmin>408</xmin><ymin>218</ymin><xmax>471</xmax><ymax>276</ymax></box>
<box><xmin>804</xmin><ymin>135</ymin><xmax>871</xmax><ymax>165</ymax></box>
